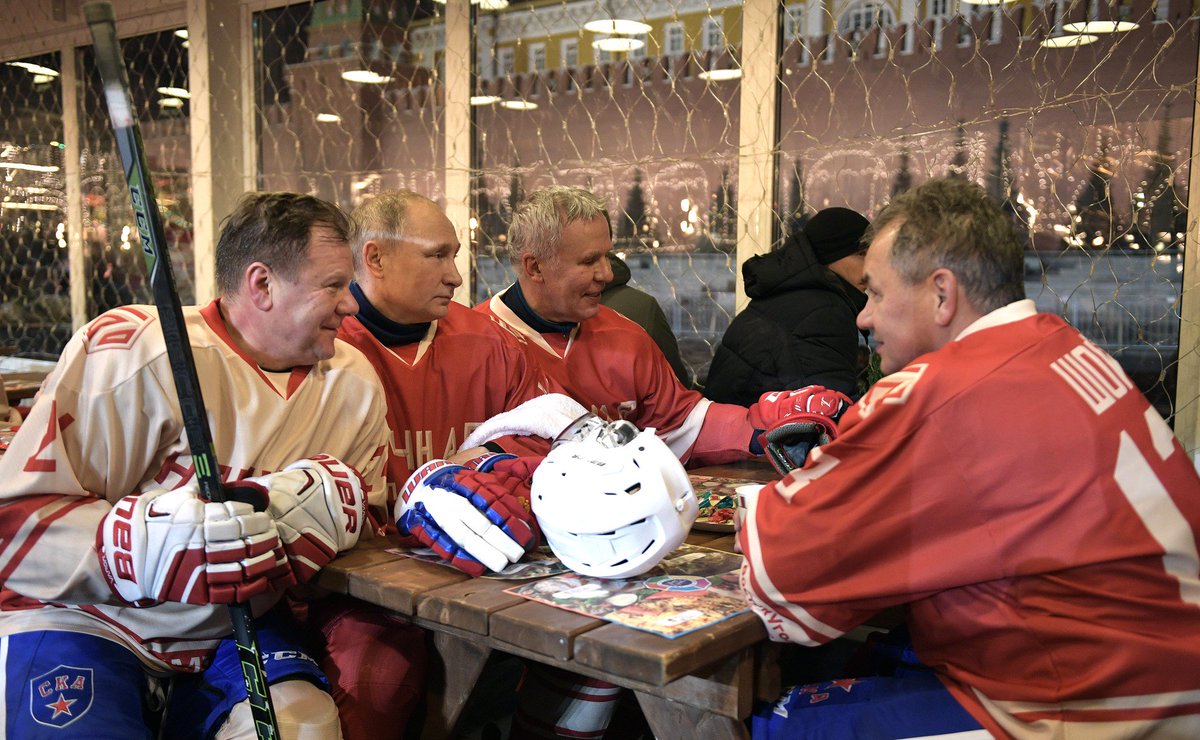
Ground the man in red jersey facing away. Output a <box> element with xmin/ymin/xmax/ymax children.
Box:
<box><xmin>476</xmin><ymin>185</ymin><xmax>825</xmax><ymax>468</ymax></box>
<box><xmin>0</xmin><ymin>192</ymin><xmax>388</xmax><ymax>738</ymax></box>
<box><xmin>741</xmin><ymin>177</ymin><xmax>1200</xmax><ymax>739</ymax></box>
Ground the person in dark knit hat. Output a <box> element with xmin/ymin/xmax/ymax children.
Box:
<box><xmin>704</xmin><ymin>207</ymin><xmax>872</xmax><ymax>405</ymax></box>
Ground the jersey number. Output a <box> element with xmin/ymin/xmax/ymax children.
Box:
<box><xmin>1112</xmin><ymin>408</ymin><xmax>1200</xmax><ymax>606</ymax></box>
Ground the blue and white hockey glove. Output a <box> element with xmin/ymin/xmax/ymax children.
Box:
<box><xmin>394</xmin><ymin>455</ymin><xmax>540</xmax><ymax>577</ymax></box>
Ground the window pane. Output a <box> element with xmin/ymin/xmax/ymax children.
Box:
<box><xmin>254</xmin><ymin>0</ymin><xmax>446</xmax><ymax>209</ymax></box>
<box><xmin>79</xmin><ymin>29</ymin><xmax>192</xmax><ymax>315</ymax></box>
<box><xmin>777</xmin><ymin>2</ymin><xmax>1194</xmax><ymax>420</ymax></box>
<box><xmin>0</xmin><ymin>52</ymin><xmax>68</xmax><ymax>358</ymax></box>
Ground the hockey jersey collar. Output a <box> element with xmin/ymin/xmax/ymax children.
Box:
<box><xmin>349</xmin><ymin>282</ymin><xmax>431</xmax><ymax>347</ymax></box>
<box><xmin>199</xmin><ymin>299</ymin><xmax>311</xmax><ymax>398</ymax></box>
<box><xmin>499</xmin><ymin>282</ymin><xmax>577</xmax><ymax>335</ymax></box>
<box><xmin>954</xmin><ymin>299</ymin><xmax>1037</xmax><ymax>343</ymax></box>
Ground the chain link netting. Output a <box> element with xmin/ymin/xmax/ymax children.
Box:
<box><xmin>0</xmin><ymin>51</ymin><xmax>68</xmax><ymax>359</ymax></box>
<box><xmin>777</xmin><ymin>0</ymin><xmax>1194</xmax><ymax>417</ymax></box>
<box><xmin>79</xmin><ymin>27</ymin><xmax>195</xmax><ymax>314</ymax></box>
<box><xmin>0</xmin><ymin>0</ymin><xmax>1196</xmax><ymax>419</ymax></box>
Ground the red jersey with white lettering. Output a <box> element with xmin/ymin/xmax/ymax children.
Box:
<box><xmin>338</xmin><ymin>302</ymin><xmax>556</xmax><ymax>506</ymax></box>
<box><xmin>477</xmin><ymin>294</ymin><xmax>755</xmax><ymax>465</ymax></box>
<box><xmin>0</xmin><ymin>302</ymin><xmax>388</xmax><ymax>673</ymax></box>
<box><xmin>739</xmin><ymin>302</ymin><xmax>1200</xmax><ymax>737</ymax></box>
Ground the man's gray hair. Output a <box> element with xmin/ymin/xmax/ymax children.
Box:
<box><xmin>348</xmin><ymin>190</ymin><xmax>437</xmax><ymax>274</ymax></box>
<box><xmin>869</xmin><ymin>178</ymin><xmax>1025</xmax><ymax>314</ymax></box>
<box><xmin>509</xmin><ymin>187</ymin><xmax>610</xmax><ymax>264</ymax></box>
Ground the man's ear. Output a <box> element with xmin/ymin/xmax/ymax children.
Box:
<box><xmin>362</xmin><ymin>240</ymin><xmax>387</xmax><ymax>279</ymax></box>
<box><xmin>931</xmin><ymin>268</ymin><xmax>958</xmax><ymax>327</ymax></box>
<box><xmin>521</xmin><ymin>252</ymin><xmax>545</xmax><ymax>283</ymax></box>
<box><xmin>244</xmin><ymin>262</ymin><xmax>273</xmax><ymax>311</ymax></box>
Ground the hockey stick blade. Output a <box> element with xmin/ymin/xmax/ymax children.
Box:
<box><xmin>83</xmin><ymin>4</ymin><xmax>280</xmax><ymax>738</ymax></box>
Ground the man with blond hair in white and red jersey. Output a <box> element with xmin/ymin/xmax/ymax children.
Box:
<box><xmin>741</xmin><ymin>177</ymin><xmax>1200</xmax><ymax>739</ymax></box>
<box><xmin>0</xmin><ymin>192</ymin><xmax>388</xmax><ymax>739</ymax></box>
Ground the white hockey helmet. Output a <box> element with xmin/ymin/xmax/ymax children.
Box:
<box><xmin>531</xmin><ymin>414</ymin><xmax>698</xmax><ymax>579</ymax></box>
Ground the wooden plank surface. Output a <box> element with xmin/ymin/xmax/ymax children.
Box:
<box><xmin>420</xmin><ymin>632</ymin><xmax>493</xmax><ymax>740</ymax></box>
<box><xmin>636</xmin><ymin>691</ymin><xmax>750</xmax><ymax>740</ymax></box>
<box><xmin>692</xmin><ymin>460</ymin><xmax>777</xmax><ymax>483</ymax></box>
<box><xmin>3</xmin><ymin>379</ymin><xmax>42</xmax><ymax>401</ymax></box>
<box><xmin>574</xmin><ymin>613</ymin><xmax>766</xmax><ymax>685</ymax></box>
<box><xmin>417</xmin><ymin>576</ymin><xmax>529</xmax><ymax>636</ymax></box>
<box><xmin>313</xmin><ymin>538</ymin><xmax>405</xmax><ymax>593</ymax></box>
<box><xmin>489</xmin><ymin>600</ymin><xmax>604</xmax><ymax>660</ymax></box>
<box><xmin>317</xmin><ymin>538</ymin><xmax>469</xmax><ymax>615</ymax></box>
<box><xmin>408</xmin><ymin>617</ymin><xmax>758</xmax><ymax>715</ymax></box>
<box><xmin>344</xmin><ymin>556</ymin><xmax>469</xmax><ymax>615</ymax></box>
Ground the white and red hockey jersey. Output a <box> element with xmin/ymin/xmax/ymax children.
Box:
<box><xmin>477</xmin><ymin>293</ymin><xmax>754</xmax><ymax>466</ymax></box>
<box><xmin>739</xmin><ymin>301</ymin><xmax>1200</xmax><ymax>738</ymax></box>
<box><xmin>338</xmin><ymin>302</ymin><xmax>557</xmax><ymax>505</ymax></box>
<box><xmin>0</xmin><ymin>302</ymin><xmax>388</xmax><ymax>673</ymax></box>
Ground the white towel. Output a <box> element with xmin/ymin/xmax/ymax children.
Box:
<box><xmin>463</xmin><ymin>393</ymin><xmax>590</xmax><ymax>449</ymax></box>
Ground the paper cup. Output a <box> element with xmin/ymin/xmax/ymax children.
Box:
<box><xmin>734</xmin><ymin>484</ymin><xmax>765</xmax><ymax>534</ymax></box>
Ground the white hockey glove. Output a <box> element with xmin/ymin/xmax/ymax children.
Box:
<box><xmin>98</xmin><ymin>485</ymin><xmax>282</xmax><ymax>607</ymax></box>
<box><xmin>249</xmin><ymin>454</ymin><xmax>369</xmax><ymax>584</ymax></box>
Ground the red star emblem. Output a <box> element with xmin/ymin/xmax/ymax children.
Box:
<box><xmin>827</xmin><ymin>678</ymin><xmax>863</xmax><ymax>693</ymax></box>
<box><xmin>47</xmin><ymin>693</ymin><xmax>76</xmax><ymax>719</ymax></box>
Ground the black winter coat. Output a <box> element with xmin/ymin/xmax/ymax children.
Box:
<box><xmin>703</xmin><ymin>235</ymin><xmax>867</xmax><ymax>406</ymax></box>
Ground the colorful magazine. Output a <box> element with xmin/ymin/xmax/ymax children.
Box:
<box><xmin>506</xmin><ymin>544</ymin><xmax>748</xmax><ymax>638</ymax></box>
<box><xmin>389</xmin><ymin>546</ymin><xmax>572</xmax><ymax>580</ymax></box>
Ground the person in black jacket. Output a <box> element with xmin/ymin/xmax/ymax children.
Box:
<box><xmin>600</xmin><ymin>253</ymin><xmax>692</xmax><ymax>387</ymax></box>
<box><xmin>704</xmin><ymin>207</ymin><xmax>870</xmax><ymax>404</ymax></box>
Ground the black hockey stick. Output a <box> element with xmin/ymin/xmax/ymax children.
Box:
<box><xmin>83</xmin><ymin>4</ymin><xmax>280</xmax><ymax>738</ymax></box>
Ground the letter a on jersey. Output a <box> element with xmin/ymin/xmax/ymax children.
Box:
<box><xmin>29</xmin><ymin>666</ymin><xmax>92</xmax><ymax>728</ymax></box>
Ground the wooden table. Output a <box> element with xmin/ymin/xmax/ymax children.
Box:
<box><xmin>3</xmin><ymin>371</ymin><xmax>48</xmax><ymax>402</ymax></box>
<box><xmin>315</xmin><ymin>461</ymin><xmax>779</xmax><ymax>740</ymax></box>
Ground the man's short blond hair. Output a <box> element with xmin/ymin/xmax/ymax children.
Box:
<box><xmin>509</xmin><ymin>187</ymin><xmax>610</xmax><ymax>265</ymax></box>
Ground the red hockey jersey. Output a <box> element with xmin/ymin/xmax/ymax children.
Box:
<box><xmin>739</xmin><ymin>301</ymin><xmax>1200</xmax><ymax>737</ymax></box>
<box><xmin>339</xmin><ymin>302</ymin><xmax>556</xmax><ymax>504</ymax></box>
<box><xmin>477</xmin><ymin>293</ymin><xmax>754</xmax><ymax>465</ymax></box>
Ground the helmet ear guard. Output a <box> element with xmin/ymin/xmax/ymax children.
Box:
<box><xmin>532</xmin><ymin>414</ymin><xmax>698</xmax><ymax>579</ymax></box>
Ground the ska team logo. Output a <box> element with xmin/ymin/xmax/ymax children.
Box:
<box><xmin>29</xmin><ymin>665</ymin><xmax>93</xmax><ymax>728</ymax></box>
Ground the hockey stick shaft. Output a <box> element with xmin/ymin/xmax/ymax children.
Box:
<box><xmin>83</xmin><ymin>4</ymin><xmax>280</xmax><ymax>738</ymax></box>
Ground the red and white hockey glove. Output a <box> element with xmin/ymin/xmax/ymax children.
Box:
<box><xmin>748</xmin><ymin>387</ymin><xmax>850</xmax><ymax>475</ymax></box>
<box><xmin>747</xmin><ymin>386</ymin><xmax>852</xmax><ymax>432</ymax></box>
<box><xmin>248</xmin><ymin>455</ymin><xmax>369</xmax><ymax>585</ymax></box>
<box><xmin>98</xmin><ymin>484</ymin><xmax>282</xmax><ymax>607</ymax></box>
<box><xmin>395</xmin><ymin>455</ymin><xmax>541</xmax><ymax>577</ymax></box>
